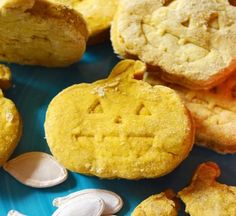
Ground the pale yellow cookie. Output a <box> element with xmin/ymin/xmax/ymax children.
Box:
<box><xmin>179</xmin><ymin>162</ymin><xmax>236</xmax><ymax>216</ymax></box>
<box><xmin>111</xmin><ymin>0</ymin><xmax>236</xmax><ymax>89</ymax></box>
<box><xmin>0</xmin><ymin>0</ymin><xmax>88</xmax><ymax>67</ymax></box>
<box><xmin>45</xmin><ymin>60</ymin><xmax>194</xmax><ymax>179</ymax></box>
<box><xmin>0</xmin><ymin>64</ymin><xmax>11</xmax><ymax>89</ymax></box>
<box><xmin>131</xmin><ymin>190</ymin><xmax>178</xmax><ymax>216</ymax></box>
<box><xmin>52</xmin><ymin>0</ymin><xmax>118</xmax><ymax>44</ymax></box>
<box><xmin>0</xmin><ymin>90</ymin><xmax>22</xmax><ymax>166</ymax></box>
<box><xmin>145</xmin><ymin>71</ymin><xmax>236</xmax><ymax>154</ymax></box>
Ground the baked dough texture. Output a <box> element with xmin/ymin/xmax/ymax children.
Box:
<box><xmin>0</xmin><ymin>90</ymin><xmax>22</xmax><ymax>167</ymax></box>
<box><xmin>111</xmin><ymin>0</ymin><xmax>236</xmax><ymax>89</ymax></box>
<box><xmin>45</xmin><ymin>60</ymin><xmax>194</xmax><ymax>179</ymax></box>
<box><xmin>131</xmin><ymin>190</ymin><xmax>178</xmax><ymax>216</ymax></box>
<box><xmin>145</xmin><ymin>71</ymin><xmax>236</xmax><ymax>154</ymax></box>
<box><xmin>53</xmin><ymin>0</ymin><xmax>118</xmax><ymax>44</ymax></box>
<box><xmin>0</xmin><ymin>0</ymin><xmax>88</xmax><ymax>67</ymax></box>
<box><xmin>179</xmin><ymin>162</ymin><xmax>236</xmax><ymax>216</ymax></box>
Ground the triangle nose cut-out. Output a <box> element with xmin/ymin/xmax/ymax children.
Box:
<box><xmin>114</xmin><ymin>116</ymin><xmax>122</xmax><ymax>124</ymax></box>
<box><xmin>136</xmin><ymin>103</ymin><xmax>151</xmax><ymax>115</ymax></box>
<box><xmin>181</xmin><ymin>19</ymin><xmax>190</xmax><ymax>27</ymax></box>
<box><xmin>88</xmin><ymin>99</ymin><xmax>104</xmax><ymax>113</ymax></box>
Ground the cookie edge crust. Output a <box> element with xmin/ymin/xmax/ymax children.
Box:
<box><xmin>156</xmin><ymin>58</ymin><xmax>236</xmax><ymax>90</ymax></box>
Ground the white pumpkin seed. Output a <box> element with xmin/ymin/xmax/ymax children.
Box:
<box><xmin>7</xmin><ymin>210</ymin><xmax>26</xmax><ymax>216</ymax></box>
<box><xmin>3</xmin><ymin>152</ymin><xmax>68</xmax><ymax>188</ymax></box>
<box><xmin>53</xmin><ymin>189</ymin><xmax>123</xmax><ymax>215</ymax></box>
<box><xmin>52</xmin><ymin>194</ymin><xmax>105</xmax><ymax>216</ymax></box>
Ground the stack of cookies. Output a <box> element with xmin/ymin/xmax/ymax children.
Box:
<box><xmin>111</xmin><ymin>0</ymin><xmax>236</xmax><ymax>154</ymax></box>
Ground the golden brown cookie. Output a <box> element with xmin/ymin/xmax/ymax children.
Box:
<box><xmin>131</xmin><ymin>190</ymin><xmax>179</xmax><ymax>216</ymax></box>
<box><xmin>0</xmin><ymin>0</ymin><xmax>88</xmax><ymax>67</ymax></box>
<box><xmin>179</xmin><ymin>162</ymin><xmax>236</xmax><ymax>216</ymax></box>
<box><xmin>0</xmin><ymin>90</ymin><xmax>22</xmax><ymax>167</ymax></box>
<box><xmin>145</xmin><ymin>71</ymin><xmax>236</xmax><ymax>154</ymax></box>
<box><xmin>111</xmin><ymin>0</ymin><xmax>236</xmax><ymax>89</ymax></box>
<box><xmin>52</xmin><ymin>0</ymin><xmax>118</xmax><ymax>44</ymax></box>
<box><xmin>45</xmin><ymin>60</ymin><xmax>194</xmax><ymax>179</ymax></box>
<box><xmin>0</xmin><ymin>64</ymin><xmax>11</xmax><ymax>89</ymax></box>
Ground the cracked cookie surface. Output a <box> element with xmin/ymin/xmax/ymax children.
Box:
<box><xmin>145</xmin><ymin>71</ymin><xmax>236</xmax><ymax>154</ymax></box>
<box><xmin>0</xmin><ymin>0</ymin><xmax>88</xmax><ymax>67</ymax></box>
<box><xmin>44</xmin><ymin>60</ymin><xmax>194</xmax><ymax>179</ymax></box>
<box><xmin>111</xmin><ymin>0</ymin><xmax>236</xmax><ymax>89</ymax></box>
<box><xmin>179</xmin><ymin>162</ymin><xmax>236</xmax><ymax>216</ymax></box>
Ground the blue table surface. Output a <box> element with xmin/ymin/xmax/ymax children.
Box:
<box><xmin>0</xmin><ymin>42</ymin><xmax>235</xmax><ymax>216</ymax></box>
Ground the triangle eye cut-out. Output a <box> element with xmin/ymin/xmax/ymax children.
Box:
<box><xmin>136</xmin><ymin>103</ymin><xmax>151</xmax><ymax>116</ymax></box>
<box><xmin>88</xmin><ymin>99</ymin><xmax>104</xmax><ymax>113</ymax></box>
<box><xmin>208</xmin><ymin>13</ymin><xmax>219</xmax><ymax>30</ymax></box>
<box><xmin>163</xmin><ymin>0</ymin><xmax>175</xmax><ymax>7</ymax></box>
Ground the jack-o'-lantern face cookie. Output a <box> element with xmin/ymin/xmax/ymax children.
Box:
<box><xmin>0</xmin><ymin>90</ymin><xmax>22</xmax><ymax>167</ymax></box>
<box><xmin>45</xmin><ymin>60</ymin><xmax>194</xmax><ymax>179</ymax></box>
<box><xmin>111</xmin><ymin>0</ymin><xmax>236</xmax><ymax>89</ymax></box>
<box><xmin>179</xmin><ymin>162</ymin><xmax>236</xmax><ymax>216</ymax></box>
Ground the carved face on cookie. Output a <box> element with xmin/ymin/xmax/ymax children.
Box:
<box><xmin>45</xmin><ymin>60</ymin><xmax>194</xmax><ymax>179</ymax></box>
<box><xmin>112</xmin><ymin>0</ymin><xmax>236</xmax><ymax>89</ymax></box>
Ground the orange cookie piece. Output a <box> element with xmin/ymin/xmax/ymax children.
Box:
<box><xmin>179</xmin><ymin>162</ymin><xmax>236</xmax><ymax>216</ymax></box>
<box><xmin>131</xmin><ymin>190</ymin><xmax>179</xmax><ymax>216</ymax></box>
<box><xmin>0</xmin><ymin>64</ymin><xmax>11</xmax><ymax>89</ymax></box>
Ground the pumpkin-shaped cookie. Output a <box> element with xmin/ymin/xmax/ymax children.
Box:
<box><xmin>111</xmin><ymin>0</ymin><xmax>236</xmax><ymax>89</ymax></box>
<box><xmin>45</xmin><ymin>60</ymin><xmax>194</xmax><ymax>179</ymax></box>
